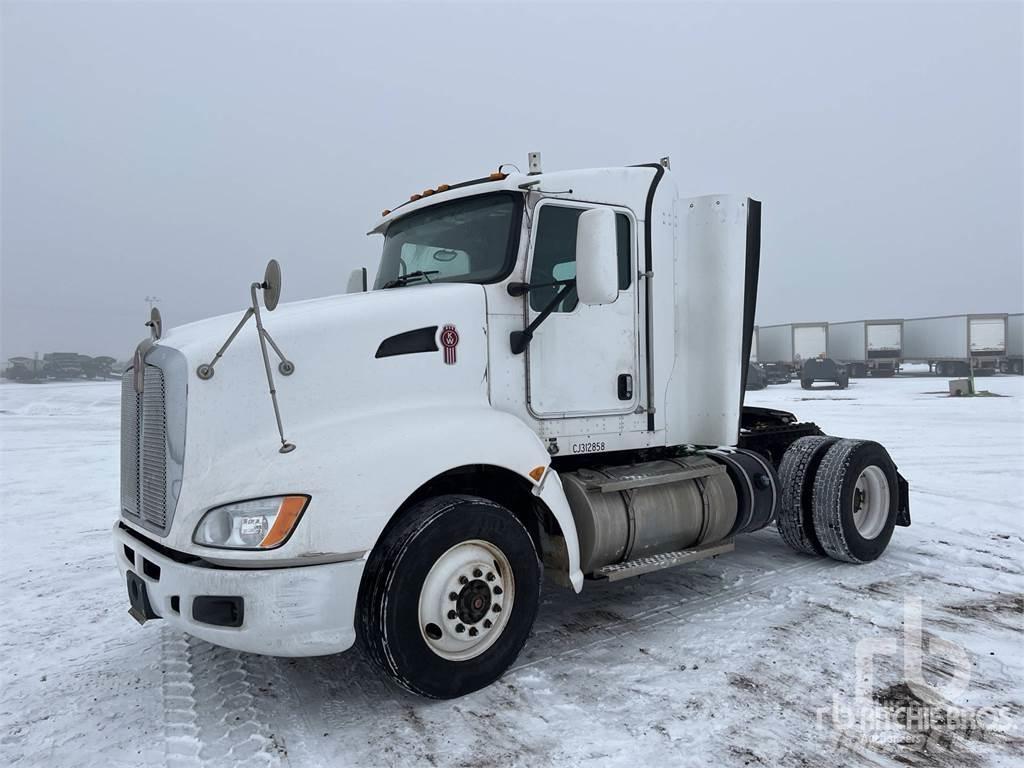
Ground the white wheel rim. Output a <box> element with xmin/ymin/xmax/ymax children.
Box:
<box><xmin>852</xmin><ymin>465</ymin><xmax>890</xmax><ymax>539</ymax></box>
<box><xmin>418</xmin><ymin>539</ymin><xmax>515</xmax><ymax>661</ymax></box>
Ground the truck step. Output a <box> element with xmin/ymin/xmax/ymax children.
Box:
<box><xmin>595</xmin><ymin>539</ymin><xmax>735</xmax><ymax>581</ymax></box>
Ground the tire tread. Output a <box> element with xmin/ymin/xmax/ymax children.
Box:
<box><xmin>812</xmin><ymin>439</ymin><xmax>896</xmax><ymax>563</ymax></box>
<box><xmin>776</xmin><ymin>436</ymin><xmax>835</xmax><ymax>555</ymax></box>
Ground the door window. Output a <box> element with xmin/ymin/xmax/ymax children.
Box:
<box><xmin>529</xmin><ymin>206</ymin><xmax>632</xmax><ymax>312</ymax></box>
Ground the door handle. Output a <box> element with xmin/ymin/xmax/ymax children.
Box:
<box><xmin>617</xmin><ymin>373</ymin><xmax>633</xmax><ymax>401</ymax></box>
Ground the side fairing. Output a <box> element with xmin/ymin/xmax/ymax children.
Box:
<box><xmin>664</xmin><ymin>195</ymin><xmax>759</xmax><ymax>447</ymax></box>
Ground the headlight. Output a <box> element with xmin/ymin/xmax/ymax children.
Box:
<box><xmin>193</xmin><ymin>495</ymin><xmax>310</xmax><ymax>550</ymax></box>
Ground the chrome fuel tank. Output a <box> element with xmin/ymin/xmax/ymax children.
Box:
<box><xmin>561</xmin><ymin>456</ymin><xmax>738</xmax><ymax>573</ymax></box>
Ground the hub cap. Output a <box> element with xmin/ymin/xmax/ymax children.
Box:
<box><xmin>418</xmin><ymin>540</ymin><xmax>514</xmax><ymax>661</ymax></box>
<box><xmin>852</xmin><ymin>465</ymin><xmax>890</xmax><ymax>539</ymax></box>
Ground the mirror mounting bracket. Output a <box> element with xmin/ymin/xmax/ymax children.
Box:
<box><xmin>509</xmin><ymin>279</ymin><xmax>576</xmax><ymax>355</ymax></box>
<box><xmin>195</xmin><ymin>260</ymin><xmax>296</xmax><ymax>453</ymax></box>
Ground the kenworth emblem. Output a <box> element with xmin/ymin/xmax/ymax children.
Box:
<box><xmin>440</xmin><ymin>324</ymin><xmax>459</xmax><ymax>365</ymax></box>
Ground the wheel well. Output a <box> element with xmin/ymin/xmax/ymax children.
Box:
<box><xmin>371</xmin><ymin>464</ymin><xmax>571</xmax><ymax>584</ymax></box>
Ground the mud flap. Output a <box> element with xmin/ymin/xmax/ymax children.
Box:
<box><xmin>126</xmin><ymin>571</ymin><xmax>159</xmax><ymax>625</ymax></box>
<box><xmin>896</xmin><ymin>471</ymin><xmax>911</xmax><ymax>527</ymax></box>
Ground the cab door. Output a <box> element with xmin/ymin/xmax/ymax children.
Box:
<box><xmin>524</xmin><ymin>200</ymin><xmax>639</xmax><ymax>417</ymax></box>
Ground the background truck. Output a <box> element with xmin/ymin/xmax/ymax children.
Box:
<box><xmin>827</xmin><ymin>319</ymin><xmax>903</xmax><ymax>377</ymax></box>
<box><xmin>902</xmin><ymin>314</ymin><xmax>1008</xmax><ymax>376</ymax></box>
<box><xmin>113</xmin><ymin>155</ymin><xmax>909</xmax><ymax>699</ymax></box>
<box><xmin>758</xmin><ymin>321</ymin><xmax>847</xmax><ymax>388</ymax></box>
<box><xmin>1000</xmin><ymin>313</ymin><xmax>1022</xmax><ymax>375</ymax></box>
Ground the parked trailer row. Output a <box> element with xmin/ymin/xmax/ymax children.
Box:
<box><xmin>752</xmin><ymin>313</ymin><xmax>1019</xmax><ymax>387</ymax></box>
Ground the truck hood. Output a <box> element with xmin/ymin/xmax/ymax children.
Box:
<box><xmin>133</xmin><ymin>283</ymin><xmax>491</xmax><ymax>553</ymax></box>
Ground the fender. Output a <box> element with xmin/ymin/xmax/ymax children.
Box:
<box><xmin>336</xmin><ymin>405</ymin><xmax>584</xmax><ymax>592</ymax></box>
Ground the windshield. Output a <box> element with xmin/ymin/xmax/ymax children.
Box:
<box><xmin>374</xmin><ymin>192</ymin><xmax>522</xmax><ymax>289</ymax></box>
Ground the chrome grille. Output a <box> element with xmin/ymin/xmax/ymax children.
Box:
<box><xmin>121</xmin><ymin>365</ymin><xmax>170</xmax><ymax>532</ymax></box>
<box><xmin>140</xmin><ymin>367</ymin><xmax>168</xmax><ymax>529</ymax></box>
<box><xmin>120</xmin><ymin>372</ymin><xmax>141</xmax><ymax>516</ymax></box>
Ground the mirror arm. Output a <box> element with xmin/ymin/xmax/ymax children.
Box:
<box><xmin>506</xmin><ymin>278</ymin><xmax>574</xmax><ymax>297</ymax></box>
<box><xmin>509</xmin><ymin>280</ymin><xmax>576</xmax><ymax>355</ymax></box>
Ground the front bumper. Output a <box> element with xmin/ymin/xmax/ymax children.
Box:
<box><xmin>113</xmin><ymin>523</ymin><xmax>364</xmax><ymax>656</ymax></box>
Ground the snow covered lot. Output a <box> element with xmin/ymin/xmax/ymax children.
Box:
<box><xmin>1</xmin><ymin>375</ymin><xmax>1021</xmax><ymax>768</ymax></box>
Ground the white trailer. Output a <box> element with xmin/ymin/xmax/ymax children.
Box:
<box><xmin>902</xmin><ymin>314</ymin><xmax>1008</xmax><ymax>376</ymax></box>
<box><xmin>1000</xmin><ymin>313</ymin><xmax>1022</xmax><ymax>375</ymax></box>
<box><xmin>112</xmin><ymin>155</ymin><xmax>909</xmax><ymax>698</ymax></box>
<box><xmin>758</xmin><ymin>322</ymin><xmax>829</xmax><ymax>366</ymax></box>
<box><xmin>757</xmin><ymin>322</ymin><xmax>846</xmax><ymax>388</ymax></box>
<box><xmin>827</xmin><ymin>319</ymin><xmax>903</xmax><ymax>377</ymax></box>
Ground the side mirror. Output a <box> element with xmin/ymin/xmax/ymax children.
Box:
<box><xmin>346</xmin><ymin>267</ymin><xmax>368</xmax><ymax>293</ymax></box>
<box><xmin>575</xmin><ymin>209</ymin><xmax>618</xmax><ymax>305</ymax></box>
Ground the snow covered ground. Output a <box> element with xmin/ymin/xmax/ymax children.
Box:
<box><xmin>1</xmin><ymin>375</ymin><xmax>1021</xmax><ymax>767</ymax></box>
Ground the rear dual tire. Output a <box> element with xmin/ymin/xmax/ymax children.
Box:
<box><xmin>777</xmin><ymin>437</ymin><xmax>898</xmax><ymax>563</ymax></box>
<box><xmin>813</xmin><ymin>440</ymin><xmax>898</xmax><ymax>563</ymax></box>
<box><xmin>776</xmin><ymin>436</ymin><xmax>836</xmax><ymax>555</ymax></box>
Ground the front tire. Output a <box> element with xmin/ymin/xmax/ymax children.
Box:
<box><xmin>358</xmin><ymin>494</ymin><xmax>541</xmax><ymax>699</ymax></box>
<box><xmin>812</xmin><ymin>440</ymin><xmax>898</xmax><ymax>563</ymax></box>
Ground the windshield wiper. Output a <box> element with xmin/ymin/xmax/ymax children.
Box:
<box><xmin>382</xmin><ymin>270</ymin><xmax>439</xmax><ymax>289</ymax></box>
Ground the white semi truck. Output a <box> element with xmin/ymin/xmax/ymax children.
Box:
<box><xmin>902</xmin><ymin>314</ymin><xmax>1008</xmax><ymax>376</ymax></box>
<box><xmin>827</xmin><ymin>319</ymin><xmax>903</xmax><ymax>378</ymax></box>
<box><xmin>1000</xmin><ymin>313</ymin><xmax>1022</xmax><ymax>375</ymax></box>
<box><xmin>113</xmin><ymin>156</ymin><xmax>910</xmax><ymax>698</ymax></box>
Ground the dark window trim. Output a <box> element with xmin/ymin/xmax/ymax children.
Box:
<box><xmin>526</xmin><ymin>199</ymin><xmax>637</xmax><ymax>314</ymax></box>
<box><xmin>377</xmin><ymin>191</ymin><xmax>525</xmax><ymax>288</ymax></box>
<box><xmin>630</xmin><ymin>163</ymin><xmax>665</xmax><ymax>431</ymax></box>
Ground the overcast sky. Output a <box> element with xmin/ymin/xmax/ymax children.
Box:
<box><xmin>2</xmin><ymin>1</ymin><xmax>1021</xmax><ymax>359</ymax></box>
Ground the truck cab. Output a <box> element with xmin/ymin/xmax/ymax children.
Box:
<box><xmin>114</xmin><ymin>156</ymin><xmax>910</xmax><ymax>698</ymax></box>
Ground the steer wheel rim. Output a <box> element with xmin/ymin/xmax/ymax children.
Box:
<box><xmin>851</xmin><ymin>465</ymin><xmax>890</xmax><ymax>539</ymax></box>
<box><xmin>418</xmin><ymin>539</ymin><xmax>515</xmax><ymax>661</ymax></box>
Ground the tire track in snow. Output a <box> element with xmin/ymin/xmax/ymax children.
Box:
<box><xmin>160</xmin><ymin>630</ymin><xmax>282</xmax><ymax>768</ymax></box>
<box><xmin>512</xmin><ymin>554</ymin><xmax>843</xmax><ymax>673</ymax></box>
<box><xmin>161</xmin><ymin>630</ymin><xmax>203</xmax><ymax>768</ymax></box>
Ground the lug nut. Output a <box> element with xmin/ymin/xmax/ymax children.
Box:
<box><xmin>455</xmin><ymin>624</ymin><xmax>465</xmax><ymax>633</ymax></box>
<box><xmin>472</xmin><ymin>568</ymin><xmax>482</xmax><ymax>578</ymax></box>
<box><xmin>483</xmin><ymin>619</ymin><xmax>492</xmax><ymax>629</ymax></box>
<box><xmin>493</xmin><ymin>586</ymin><xmax>503</xmax><ymax>595</ymax></box>
<box><xmin>486</xmin><ymin>572</ymin><xmax>495</xmax><ymax>582</ymax></box>
<box><xmin>459</xmin><ymin>575</ymin><xmax>469</xmax><ymax>585</ymax></box>
<box><xmin>449</xmin><ymin>592</ymin><xmax>458</xmax><ymax>601</ymax></box>
<box><xmin>468</xmin><ymin>627</ymin><xmax>478</xmax><ymax>637</ymax></box>
<box><xmin>492</xmin><ymin>604</ymin><xmax>501</xmax><ymax>613</ymax></box>
<box><xmin>447</xmin><ymin>610</ymin><xmax>457</xmax><ymax>620</ymax></box>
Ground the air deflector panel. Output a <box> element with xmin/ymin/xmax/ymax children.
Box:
<box><xmin>375</xmin><ymin>326</ymin><xmax>439</xmax><ymax>358</ymax></box>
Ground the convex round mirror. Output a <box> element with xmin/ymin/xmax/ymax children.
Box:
<box><xmin>262</xmin><ymin>259</ymin><xmax>282</xmax><ymax>311</ymax></box>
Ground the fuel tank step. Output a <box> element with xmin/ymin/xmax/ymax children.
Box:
<box><xmin>594</xmin><ymin>539</ymin><xmax>735</xmax><ymax>581</ymax></box>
